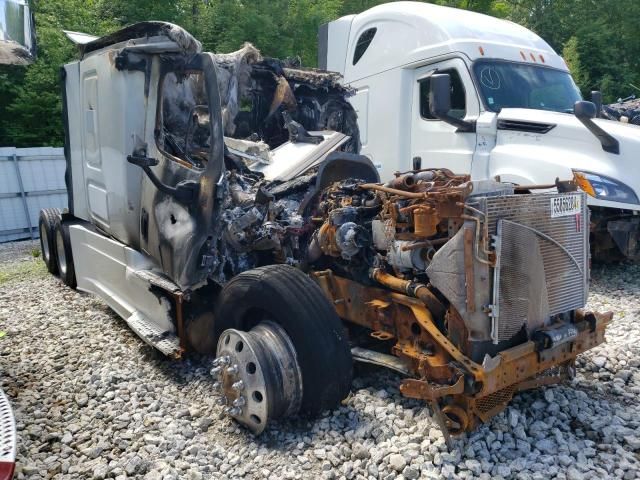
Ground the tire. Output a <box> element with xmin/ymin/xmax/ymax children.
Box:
<box><xmin>214</xmin><ymin>264</ymin><xmax>352</xmax><ymax>415</ymax></box>
<box><xmin>38</xmin><ymin>208</ymin><xmax>61</xmax><ymax>274</ymax></box>
<box><xmin>53</xmin><ymin>218</ymin><xmax>76</xmax><ymax>289</ymax></box>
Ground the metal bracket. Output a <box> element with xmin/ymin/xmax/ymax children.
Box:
<box><xmin>399</xmin><ymin>375</ymin><xmax>465</xmax><ymax>401</ymax></box>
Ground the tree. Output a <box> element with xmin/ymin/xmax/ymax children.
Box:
<box><xmin>2</xmin><ymin>0</ymin><xmax>640</xmax><ymax>146</ymax></box>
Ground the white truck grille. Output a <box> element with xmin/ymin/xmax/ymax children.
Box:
<box><xmin>482</xmin><ymin>192</ymin><xmax>589</xmax><ymax>343</ymax></box>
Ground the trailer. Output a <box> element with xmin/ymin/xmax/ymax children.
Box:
<box><xmin>39</xmin><ymin>22</ymin><xmax>611</xmax><ymax>439</ymax></box>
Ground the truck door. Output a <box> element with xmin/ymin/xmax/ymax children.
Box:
<box><xmin>136</xmin><ymin>53</ymin><xmax>225</xmax><ymax>290</ymax></box>
<box><xmin>411</xmin><ymin>59</ymin><xmax>478</xmax><ymax>175</ymax></box>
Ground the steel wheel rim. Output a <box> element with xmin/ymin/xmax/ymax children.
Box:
<box><xmin>56</xmin><ymin>228</ymin><xmax>67</xmax><ymax>275</ymax></box>
<box><xmin>212</xmin><ymin>320</ymin><xmax>303</xmax><ymax>434</ymax></box>
<box><xmin>40</xmin><ymin>223</ymin><xmax>50</xmax><ymax>262</ymax></box>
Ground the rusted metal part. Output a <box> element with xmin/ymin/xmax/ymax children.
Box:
<box><xmin>400</xmin><ymin>375</ymin><xmax>464</xmax><ymax>401</ymax></box>
<box><xmin>371</xmin><ymin>269</ymin><xmax>447</xmax><ymax>322</ymax></box>
<box><xmin>515</xmin><ymin>366</ymin><xmax>571</xmax><ymax>392</ymax></box>
<box><xmin>413</xmin><ymin>207</ymin><xmax>439</xmax><ymax>238</ymax></box>
<box><xmin>441</xmin><ymin>404</ymin><xmax>470</xmax><ymax>434</ymax></box>
<box><xmin>313</xmin><ymin>270</ymin><xmax>396</xmax><ymax>332</ymax></box>
<box><xmin>513</xmin><ymin>184</ymin><xmax>556</xmax><ymax>191</ymax></box>
<box><xmin>172</xmin><ymin>291</ymin><xmax>187</xmax><ymax>356</ymax></box>
<box><xmin>387</xmin><ymin>174</ymin><xmax>416</xmax><ymax>190</ymax></box>
<box><xmin>312</xmin><ymin>268</ymin><xmax>612</xmax><ymax>435</ymax></box>
<box><xmin>513</xmin><ymin>179</ymin><xmax>579</xmax><ymax>192</ymax></box>
<box><xmin>395</xmin><ymin>294</ymin><xmax>483</xmax><ymax>375</ymax></box>
<box><xmin>463</xmin><ymin>226</ymin><xmax>476</xmax><ymax>313</ymax></box>
<box><xmin>460</xmin><ymin>213</ymin><xmax>495</xmax><ymax>266</ymax></box>
<box><xmin>359</xmin><ymin>183</ymin><xmax>431</xmax><ymax>199</ymax></box>
<box><xmin>351</xmin><ymin>347</ymin><xmax>411</xmax><ymax>375</ymax></box>
<box><xmin>371</xmin><ymin>269</ymin><xmax>413</xmax><ymax>295</ymax></box>
<box><xmin>316</xmin><ymin>222</ymin><xmax>341</xmax><ymax>257</ymax></box>
<box><xmin>477</xmin><ymin>310</ymin><xmax>611</xmax><ymax>396</ymax></box>
<box><xmin>445</xmin><ymin>306</ymin><xmax>472</xmax><ymax>356</ymax></box>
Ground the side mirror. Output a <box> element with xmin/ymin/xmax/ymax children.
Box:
<box><xmin>591</xmin><ymin>91</ymin><xmax>603</xmax><ymax>118</ymax></box>
<box><xmin>573</xmin><ymin>100</ymin><xmax>619</xmax><ymax>154</ymax></box>
<box><xmin>428</xmin><ymin>74</ymin><xmax>475</xmax><ymax>132</ymax></box>
<box><xmin>429</xmin><ymin>74</ymin><xmax>452</xmax><ymax>118</ymax></box>
<box><xmin>574</xmin><ymin>100</ymin><xmax>597</xmax><ymax>120</ymax></box>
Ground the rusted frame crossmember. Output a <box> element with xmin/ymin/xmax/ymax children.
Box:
<box><xmin>396</xmin><ymin>292</ymin><xmax>611</xmax><ymax>401</ymax></box>
<box><xmin>312</xmin><ymin>270</ymin><xmax>612</xmax><ymax>435</ymax></box>
<box><xmin>313</xmin><ymin>270</ymin><xmax>611</xmax><ymax>403</ymax></box>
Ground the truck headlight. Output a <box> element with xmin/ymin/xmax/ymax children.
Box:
<box><xmin>573</xmin><ymin>171</ymin><xmax>639</xmax><ymax>205</ymax></box>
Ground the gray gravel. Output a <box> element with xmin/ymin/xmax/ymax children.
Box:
<box><xmin>0</xmin><ymin>240</ymin><xmax>639</xmax><ymax>480</ymax></box>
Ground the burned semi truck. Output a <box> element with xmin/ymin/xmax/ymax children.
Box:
<box><xmin>39</xmin><ymin>22</ymin><xmax>611</xmax><ymax>438</ymax></box>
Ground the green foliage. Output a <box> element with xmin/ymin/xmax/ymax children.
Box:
<box><xmin>563</xmin><ymin>36</ymin><xmax>589</xmax><ymax>95</ymax></box>
<box><xmin>0</xmin><ymin>257</ymin><xmax>47</xmax><ymax>285</ymax></box>
<box><xmin>1</xmin><ymin>0</ymin><xmax>639</xmax><ymax>146</ymax></box>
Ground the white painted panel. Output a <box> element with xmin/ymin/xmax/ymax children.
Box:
<box><xmin>350</xmin><ymin>88</ymin><xmax>369</xmax><ymax>146</ymax></box>
<box><xmin>69</xmin><ymin>224</ymin><xmax>174</xmax><ymax>333</ymax></box>
<box><xmin>87</xmin><ymin>182</ymin><xmax>109</xmax><ymax>223</ymax></box>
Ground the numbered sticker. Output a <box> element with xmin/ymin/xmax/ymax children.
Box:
<box><xmin>550</xmin><ymin>195</ymin><xmax>582</xmax><ymax>218</ymax></box>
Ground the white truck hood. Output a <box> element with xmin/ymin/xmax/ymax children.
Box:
<box><xmin>490</xmin><ymin>108</ymin><xmax>640</xmax><ymax>212</ymax></box>
<box><xmin>225</xmin><ymin>131</ymin><xmax>350</xmax><ymax>181</ymax></box>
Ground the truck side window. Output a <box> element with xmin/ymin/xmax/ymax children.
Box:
<box><xmin>158</xmin><ymin>71</ymin><xmax>210</xmax><ymax>168</ymax></box>
<box><xmin>352</xmin><ymin>28</ymin><xmax>377</xmax><ymax>65</ymax></box>
<box><xmin>419</xmin><ymin>69</ymin><xmax>466</xmax><ymax>120</ymax></box>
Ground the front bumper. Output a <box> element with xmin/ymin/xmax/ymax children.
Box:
<box><xmin>400</xmin><ymin>309</ymin><xmax>611</xmax><ymax>433</ymax></box>
<box><xmin>468</xmin><ymin>309</ymin><xmax>610</xmax><ymax>421</ymax></box>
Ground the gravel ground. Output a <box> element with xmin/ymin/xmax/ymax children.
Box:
<box><xmin>0</xmin><ymin>240</ymin><xmax>639</xmax><ymax>480</ymax></box>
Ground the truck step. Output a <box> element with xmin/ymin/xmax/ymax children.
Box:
<box><xmin>126</xmin><ymin>312</ymin><xmax>182</xmax><ymax>359</ymax></box>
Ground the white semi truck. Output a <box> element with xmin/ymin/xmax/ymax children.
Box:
<box><xmin>319</xmin><ymin>1</ymin><xmax>640</xmax><ymax>261</ymax></box>
<box><xmin>38</xmin><ymin>21</ymin><xmax>611</xmax><ymax>439</ymax></box>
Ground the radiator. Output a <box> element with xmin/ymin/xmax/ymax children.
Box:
<box><xmin>479</xmin><ymin>192</ymin><xmax>589</xmax><ymax>343</ymax></box>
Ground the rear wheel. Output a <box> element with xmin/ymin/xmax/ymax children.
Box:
<box><xmin>38</xmin><ymin>208</ymin><xmax>61</xmax><ymax>274</ymax></box>
<box><xmin>53</xmin><ymin>219</ymin><xmax>76</xmax><ymax>289</ymax></box>
<box><xmin>210</xmin><ymin>265</ymin><xmax>352</xmax><ymax>433</ymax></box>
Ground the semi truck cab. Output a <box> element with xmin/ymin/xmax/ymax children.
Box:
<box><xmin>37</xmin><ymin>20</ymin><xmax>613</xmax><ymax>440</ymax></box>
<box><xmin>320</xmin><ymin>1</ymin><xmax>640</xmax><ymax>260</ymax></box>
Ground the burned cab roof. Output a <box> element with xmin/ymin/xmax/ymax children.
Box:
<box><xmin>213</xmin><ymin>43</ymin><xmax>360</xmax><ymax>153</ymax></box>
<box><xmin>76</xmin><ymin>21</ymin><xmax>202</xmax><ymax>58</ymax></box>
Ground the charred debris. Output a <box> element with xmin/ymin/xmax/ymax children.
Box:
<box><xmin>213</xmin><ymin>42</ymin><xmax>360</xmax><ymax>153</ymax></box>
<box><xmin>603</xmin><ymin>96</ymin><xmax>640</xmax><ymax>124</ymax></box>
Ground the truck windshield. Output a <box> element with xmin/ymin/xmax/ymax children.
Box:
<box><xmin>473</xmin><ymin>60</ymin><xmax>582</xmax><ymax>113</ymax></box>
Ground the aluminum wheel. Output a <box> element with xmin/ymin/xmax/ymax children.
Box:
<box><xmin>40</xmin><ymin>223</ymin><xmax>50</xmax><ymax>263</ymax></box>
<box><xmin>211</xmin><ymin>321</ymin><xmax>303</xmax><ymax>434</ymax></box>
<box><xmin>56</xmin><ymin>228</ymin><xmax>67</xmax><ymax>276</ymax></box>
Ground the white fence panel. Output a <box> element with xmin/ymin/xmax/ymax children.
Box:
<box><xmin>0</xmin><ymin>147</ymin><xmax>67</xmax><ymax>243</ymax></box>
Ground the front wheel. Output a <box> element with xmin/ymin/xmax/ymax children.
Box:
<box><xmin>210</xmin><ymin>265</ymin><xmax>352</xmax><ymax>434</ymax></box>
